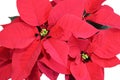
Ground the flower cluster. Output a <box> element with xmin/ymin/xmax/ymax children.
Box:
<box><xmin>0</xmin><ymin>0</ymin><xmax>120</xmax><ymax>80</ymax></box>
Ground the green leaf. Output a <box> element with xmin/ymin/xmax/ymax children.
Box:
<box><xmin>83</xmin><ymin>10</ymin><xmax>90</xmax><ymax>18</ymax></box>
<box><xmin>9</xmin><ymin>16</ymin><xmax>19</xmax><ymax>21</ymax></box>
<box><xmin>86</xmin><ymin>20</ymin><xmax>109</xmax><ymax>30</ymax></box>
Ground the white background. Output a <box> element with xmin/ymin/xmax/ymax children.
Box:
<box><xmin>0</xmin><ymin>0</ymin><xmax>120</xmax><ymax>80</ymax></box>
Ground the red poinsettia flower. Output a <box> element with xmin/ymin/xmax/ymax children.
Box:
<box><xmin>67</xmin><ymin>35</ymin><xmax>120</xmax><ymax>80</ymax></box>
<box><xmin>0</xmin><ymin>0</ymin><xmax>70</xmax><ymax>79</ymax></box>
<box><xmin>66</xmin><ymin>36</ymin><xmax>104</xmax><ymax>80</ymax></box>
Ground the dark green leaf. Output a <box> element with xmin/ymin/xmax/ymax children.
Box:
<box><xmin>86</xmin><ymin>20</ymin><xmax>109</xmax><ymax>30</ymax></box>
<box><xmin>9</xmin><ymin>16</ymin><xmax>19</xmax><ymax>21</ymax></box>
<box><xmin>83</xmin><ymin>10</ymin><xmax>90</xmax><ymax>18</ymax></box>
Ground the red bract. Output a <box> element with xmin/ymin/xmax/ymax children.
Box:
<box><xmin>17</xmin><ymin>0</ymin><xmax>52</xmax><ymax>26</ymax></box>
<box><xmin>88</xmin><ymin>28</ymin><xmax>120</xmax><ymax>58</ymax></box>
<box><xmin>0</xmin><ymin>20</ymin><xmax>36</xmax><ymax>49</ymax></box>
<box><xmin>86</xmin><ymin>5</ymin><xmax>120</xmax><ymax>29</ymax></box>
<box><xmin>48</xmin><ymin>0</ymin><xmax>84</xmax><ymax>25</ymax></box>
<box><xmin>67</xmin><ymin>35</ymin><xmax>120</xmax><ymax>80</ymax></box>
<box><xmin>85</xmin><ymin>0</ymin><xmax>106</xmax><ymax>13</ymax></box>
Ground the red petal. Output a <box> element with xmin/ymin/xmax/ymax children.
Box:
<box><xmin>85</xmin><ymin>0</ymin><xmax>105</xmax><ymax>13</ymax></box>
<box><xmin>12</xmin><ymin>40</ymin><xmax>41</xmax><ymax>80</ymax></box>
<box><xmin>86</xmin><ymin>5</ymin><xmax>120</xmax><ymax>29</ymax></box>
<box><xmin>70</xmin><ymin>62</ymin><xmax>91</xmax><ymax>80</ymax></box>
<box><xmin>91</xmin><ymin>54</ymin><xmax>120</xmax><ymax>67</ymax></box>
<box><xmin>48</xmin><ymin>0</ymin><xmax>84</xmax><ymax>25</ymax></box>
<box><xmin>90</xmin><ymin>28</ymin><xmax>120</xmax><ymax>58</ymax></box>
<box><xmin>17</xmin><ymin>0</ymin><xmax>52</xmax><ymax>26</ymax></box>
<box><xmin>38</xmin><ymin>62</ymin><xmax>59</xmax><ymax>80</ymax></box>
<box><xmin>0</xmin><ymin>22</ymin><xmax>36</xmax><ymax>49</ymax></box>
<box><xmin>86</xmin><ymin>62</ymin><xmax>104</xmax><ymax>80</ymax></box>
<box><xmin>68</xmin><ymin>36</ymin><xmax>90</xmax><ymax>58</ymax></box>
<box><xmin>26</xmin><ymin>63</ymin><xmax>42</xmax><ymax>80</ymax></box>
<box><xmin>40</xmin><ymin>54</ymin><xmax>70</xmax><ymax>74</ymax></box>
<box><xmin>52</xmin><ymin>14</ymin><xmax>98</xmax><ymax>40</ymax></box>
<box><xmin>43</xmin><ymin>38</ymin><xmax>69</xmax><ymax>67</ymax></box>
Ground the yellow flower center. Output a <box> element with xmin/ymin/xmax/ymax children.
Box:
<box><xmin>82</xmin><ymin>53</ymin><xmax>89</xmax><ymax>60</ymax></box>
<box><xmin>81</xmin><ymin>52</ymin><xmax>90</xmax><ymax>63</ymax></box>
<box><xmin>40</xmin><ymin>28</ymin><xmax>48</xmax><ymax>37</ymax></box>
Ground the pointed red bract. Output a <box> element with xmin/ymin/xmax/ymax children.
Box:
<box><xmin>43</xmin><ymin>38</ymin><xmax>69</xmax><ymax>67</ymax></box>
<box><xmin>70</xmin><ymin>62</ymin><xmax>91</xmax><ymax>80</ymax></box>
<box><xmin>86</xmin><ymin>5</ymin><xmax>120</xmax><ymax>29</ymax></box>
<box><xmin>86</xmin><ymin>62</ymin><xmax>104</xmax><ymax>80</ymax></box>
<box><xmin>52</xmin><ymin>14</ymin><xmax>98</xmax><ymax>40</ymax></box>
<box><xmin>0</xmin><ymin>22</ymin><xmax>36</xmax><ymax>49</ymax></box>
<box><xmin>48</xmin><ymin>0</ymin><xmax>84</xmax><ymax>25</ymax></box>
<box><xmin>91</xmin><ymin>54</ymin><xmax>120</xmax><ymax>67</ymax></box>
<box><xmin>90</xmin><ymin>28</ymin><xmax>120</xmax><ymax>58</ymax></box>
<box><xmin>85</xmin><ymin>0</ymin><xmax>105</xmax><ymax>13</ymax></box>
<box><xmin>17</xmin><ymin>0</ymin><xmax>52</xmax><ymax>26</ymax></box>
<box><xmin>12</xmin><ymin>40</ymin><xmax>41</xmax><ymax>80</ymax></box>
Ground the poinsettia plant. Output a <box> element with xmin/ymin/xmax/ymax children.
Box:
<box><xmin>0</xmin><ymin>0</ymin><xmax>120</xmax><ymax>80</ymax></box>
